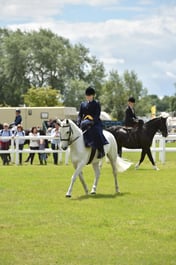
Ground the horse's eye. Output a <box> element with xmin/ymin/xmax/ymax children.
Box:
<box><xmin>67</xmin><ymin>131</ymin><xmax>69</xmax><ymax>134</ymax></box>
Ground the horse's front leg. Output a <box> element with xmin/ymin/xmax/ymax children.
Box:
<box><xmin>66</xmin><ymin>161</ymin><xmax>89</xmax><ymax>197</ymax></box>
<box><xmin>90</xmin><ymin>162</ymin><xmax>100</xmax><ymax>194</ymax></box>
<box><xmin>66</xmin><ymin>163</ymin><xmax>85</xmax><ymax>197</ymax></box>
<box><xmin>146</xmin><ymin>148</ymin><xmax>159</xmax><ymax>170</ymax></box>
<box><xmin>78</xmin><ymin>171</ymin><xmax>89</xmax><ymax>195</ymax></box>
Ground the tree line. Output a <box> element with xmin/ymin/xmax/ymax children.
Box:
<box><xmin>0</xmin><ymin>28</ymin><xmax>175</xmax><ymax>121</ymax></box>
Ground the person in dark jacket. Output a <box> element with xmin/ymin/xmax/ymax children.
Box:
<box><xmin>124</xmin><ymin>97</ymin><xmax>138</xmax><ymax>127</ymax></box>
<box><xmin>11</xmin><ymin>109</ymin><xmax>22</xmax><ymax>127</ymax></box>
<box><xmin>77</xmin><ymin>86</ymin><xmax>108</xmax><ymax>158</ymax></box>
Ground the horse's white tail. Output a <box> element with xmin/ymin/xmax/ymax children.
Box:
<box><xmin>116</xmin><ymin>156</ymin><xmax>133</xmax><ymax>172</ymax></box>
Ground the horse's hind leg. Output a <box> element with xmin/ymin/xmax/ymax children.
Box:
<box><xmin>107</xmin><ymin>154</ymin><xmax>119</xmax><ymax>193</ymax></box>
<box><xmin>90</xmin><ymin>162</ymin><xmax>100</xmax><ymax>194</ymax></box>
<box><xmin>118</xmin><ymin>146</ymin><xmax>122</xmax><ymax>157</ymax></box>
<box><xmin>135</xmin><ymin>149</ymin><xmax>146</xmax><ymax>169</ymax></box>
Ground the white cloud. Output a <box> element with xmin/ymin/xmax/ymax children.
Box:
<box><xmin>0</xmin><ymin>0</ymin><xmax>63</xmax><ymax>20</ymax></box>
<box><xmin>0</xmin><ymin>0</ymin><xmax>120</xmax><ymax>21</ymax></box>
<box><xmin>166</xmin><ymin>72</ymin><xmax>176</xmax><ymax>79</ymax></box>
<box><xmin>2</xmin><ymin>1</ymin><xmax>176</xmax><ymax>96</ymax></box>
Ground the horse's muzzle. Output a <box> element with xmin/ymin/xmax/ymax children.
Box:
<box><xmin>61</xmin><ymin>146</ymin><xmax>68</xmax><ymax>151</ymax></box>
<box><xmin>164</xmin><ymin>132</ymin><xmax>168</xmax><ymax>137</ymax></box>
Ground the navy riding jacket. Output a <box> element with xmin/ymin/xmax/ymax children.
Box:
<box><xmin>77</xmin><ymin>100</ymin><xmax>108</xmax><ymax>148</ymax></box>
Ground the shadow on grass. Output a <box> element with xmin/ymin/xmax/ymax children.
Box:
<box><xmin>73</xmin><ymin>192</ymin><xmax>131</xmax><ymax>201</ymax></box>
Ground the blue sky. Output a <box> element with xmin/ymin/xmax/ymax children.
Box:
<box><xmin>0</xmin><ymin>0</ymin><xmax>176</xmax><ymax>98</ymax></box>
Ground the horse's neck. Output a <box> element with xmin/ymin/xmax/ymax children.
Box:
<box><xmin>145</xmin><ymin>121</ymin><xmax>158</xmax><ymax>138</ymax></box>
<box><xmin>70</xmin><ymin>129</ymin><xmax>85</xmax><ymax>155</ymax></box>
<box><xmin>70</xmin><ymin>123</ymin><xmax>83</xmax><ymax>147</ymax></box>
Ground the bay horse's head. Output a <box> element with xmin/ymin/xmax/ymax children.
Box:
<box><xmin>158</xmin><ymin>116</ymin><xmax>168</xmax><ymax>137</ymax></box>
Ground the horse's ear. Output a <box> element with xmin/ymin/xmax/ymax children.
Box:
<box><xmin>57</xmin><ymin>119</ymin><xmax>62</xmax><ymax>126</ymax></box>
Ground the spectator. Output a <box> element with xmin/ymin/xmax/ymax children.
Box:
<box><xmin>0</xmin><ymin>123</ymin><xmax>12</xmax><ymax>165</ymax></box>
<box><xmin>14</xmin><ymin>124</ymin><xmax>25</xmax><ymax>165</ymax></box>
<box><xmin>25</xmin><ymin>126</ymin><xmax>40</xmax><ymax>165</ymax></box>
<box><xmin>51</xmin><ymin>122</ymin><xmax>60</xmax><ymax>165</ymax></box>
<box><xmin>39</xmin><ymin>130</ymin><xmax>48</xmax><ymax>165</ymax></box>
<box><xmin>11</xmin><ymin>109</ymin><xmax>22</xmax><ymax>127</ymax></box>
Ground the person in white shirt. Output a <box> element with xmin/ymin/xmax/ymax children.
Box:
<box><xmin>25</xmin><ymin>126</ymin><xmax>40</xmax><ymax>165</ymax></box>
<box><xmin>51</xmin><ymin>122</ymin><xmax>60</xmax><ymax>165</ymax></box>
<box><xmin>14</xmin><ymin>124</ymin><xmax>25</xmax><ymax>165</ymax></box>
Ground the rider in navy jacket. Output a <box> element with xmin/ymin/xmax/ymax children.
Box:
<box><xmin>77</xmin><ymin>86</ymin><xmax>108</xmax><ymax>158</ymax></box>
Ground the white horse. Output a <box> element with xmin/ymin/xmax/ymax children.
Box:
<box><xmin>59</xmin><ymin>119</ymin><xmax>132</xmax><ymax>197</ymax></box>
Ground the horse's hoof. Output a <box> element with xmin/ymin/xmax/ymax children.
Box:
<box><xmin>65</xmin><ymin>194</ymin><xmax>71</xmax><ymax>198</ymax></box>
<box><xmin>154</xmin><ymin>166</ymin><xmax>160</xmax><ymax>170</ymax></box>
<box><xmin>90</xmin><ymin>191</ymin><xmax>96</xmax><ymax>195</ymax></box>
<box><xmin>135</xmin><ymin>163</ymin><xmax>139</xmax><ymax>170</ymax></box>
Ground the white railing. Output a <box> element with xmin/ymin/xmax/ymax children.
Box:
<box><xmin>0</xmin><ymin>135</ymin><xmax>70</xmax><ymax>165</ymax></box>
<box><xmin>0</xmin><ymin>133</ymin><xmax>175</xmax><ymax>165</ymax></box>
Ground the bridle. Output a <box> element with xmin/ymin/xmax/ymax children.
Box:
<box><xmin>60</xmin><ymin>124</ymin><xmax>80</xmax><ymax>146</ymax></box>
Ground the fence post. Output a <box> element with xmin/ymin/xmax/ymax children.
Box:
<box><xmin>15</xmin><ymin>137</ymin><xmax>19</xmax><ymax>165</ymax></box>
<box><xmin>10</xmin><ymin>137</ymin><xmax>15</xmax><ymax>163</ymax></box>
<box><xmin>159</xmin><ymin>137</ymin><xmax>166</xmax><ymax>164</ymax></box>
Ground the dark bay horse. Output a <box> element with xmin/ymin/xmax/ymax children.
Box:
<box><xmin>106</xmin><ymin>116</ymin><xmax>168</xmax><ymax>170</ymax></box>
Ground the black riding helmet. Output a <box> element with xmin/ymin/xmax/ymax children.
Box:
<box><xmin>85</xmin><ymin>86</ymin><xmax>95</xmax><ymax>96</ymax></box>
<box><xmin>128</xmin><ymin>97</ymin><xmax>135</xmax><ymax>103</ymax></box>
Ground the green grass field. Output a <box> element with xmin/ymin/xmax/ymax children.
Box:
<box><xmin>0</xmin><ymin>150</ymin><xmax>176</xmax><ymax>265</ymax></box>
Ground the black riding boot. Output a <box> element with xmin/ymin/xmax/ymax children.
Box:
<box><xmin>97</xmin><ymin>146</ymin><xmax>105</xmax><ymax>159</ymax></box>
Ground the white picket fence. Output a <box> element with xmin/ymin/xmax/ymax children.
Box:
<box><xmin>0</xmin><ymin>135</ymin><xmax>70</xmax><ymax>165</ymax></box>
<box><xmin>0</xmin><ymin>133</ymin><xmax>175</xmax><ymax>165</ymax></box>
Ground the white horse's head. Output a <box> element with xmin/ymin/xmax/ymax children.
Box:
<box><xmin>60</xmin><ymin>119</ymin><xmax>82</xmax><ymax>150</ymax></box>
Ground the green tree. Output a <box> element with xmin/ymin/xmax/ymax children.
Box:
<box><xmin>0</xmin><ymin>29</ymin><xmax>30</xmax><ymax>106</ymax></box>
<box><xmin>100</xmin><ymin>71</ymin><xmax>126</xmax><ymax>120</ymax></box>
<box><xmin>170</xmin><ymin>96</ymin><xmax>176</xmax><ymax>115</ymax></box>
<box><xmin>123</xmin><ymin>70</ymin><xmax>146</xmax><ymax>100</ymax></box>
<box><xmin>100</xmin><ymin>70</ymin><xmax>148</xmax><ymax>120</ymax></box>
<box><xmin>23</xmin><ymin>87</ymin><xmax>62</xmax><ymax>107</ymax></box>
<box><xmin>0</xmin><ymin>28</ymin><xmax>105</xmax><ymax>107</ymax></box>
<box><xmin>63</xmin><ymin>79</ymin><xmax>88</xmax><ymax>109</ymax></box>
